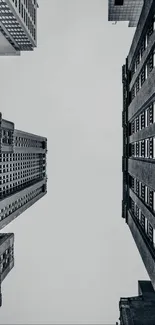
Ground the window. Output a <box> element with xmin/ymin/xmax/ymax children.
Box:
<box><xmin>139</xmin><ymin>208</ymin><xmax>141</xmax><ymax>221</ymax></box>
<box><xmin>141</xmin><ymin>67</ymin><xmax>145</xmax><ymax>85</ymax></box>
<box><xmin>149</xmin><ymin>104</ymin><xmax>153</xmax><ymax>124</ymax></box>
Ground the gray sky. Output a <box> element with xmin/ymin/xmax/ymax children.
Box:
<box><xmin>0</xmin><ymin>1</ymin><xmax>149</xmax><ymax>324</ymax></box>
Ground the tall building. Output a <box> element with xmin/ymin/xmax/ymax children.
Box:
<box><xmin>0</xmin><ymin>0</ymin><xmax>38</xmax><ymax>56</ymax></box>
<box><xmin>122</xmin><ymin>0</ymin><xmax>155</xmax><ymax>289</ymax></box>
<box><xmin>0</xmin><ymin>233</ymin><xmax>14</xmax><ymax>307</ymax></box>
<box><xmin>117</xmin><ymin>281</ymin><xmax>155</xmax><ymax>325</ymax></box>
<box><xmin>0</xmin><ymin>113</ymin><xmax>47</xmax><ymax>230</ymax></box>
<box><xmin>108</xmin><ymin>0</ymin><xmax>144</xmax><ymax>27</ymax></box>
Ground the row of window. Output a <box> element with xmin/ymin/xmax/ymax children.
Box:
<box><xmin>130</xmin><ymin>198</ymin><xmax>155</xmax><ymax>246</ymax></box>
<box><xmin>15</xmin><ymin>136</ymin><xmax>43</xmax><ymax>148</ymax></box>
<box><xmin>130</xmin><ymin>102</ymin><xmax>155</xmax><ymax>135</ymax></box>
<box><xmin>0</xmin><ymin>1</ymin><xmax>35</xmax><ymax>45</ymax></box>
<box><xmin>130</xmin><ymin>137</ymin><xmax>155</xmax><ymax>159</ymax></box>
<box><xmin>0</xmin><ymin>152</ymin><xmax>45</xmax><ymax>163</ymax></box>
<box><xmin>0</xmin><ymin>160</ymin><xmax>43</xmax><ymax>172</ymax></box>
<box><xmin>0</xmin><ymin>184</ymin><xmax>43</xmax><ymax>220</ymax></box>
<box><xmin>0</xmin><ymin>245</ymin><xmax>13</xmax><ymax>274</ymax></box>
<box><xmin>12</xmin><ymin>0</ymin><xmax>36</xmax><ymax>32</ymax></box>
<box><xmin>131</xmin><ymin>16</ymin><xmax>155</xmax><ymax>78</ymax></box>
<box><xmin>131</xmin><ymin>50</ymin><xmax>155</xmax><ymax>101</ymax></box>
<box><xmin>129</xmin><ymin>175</ymin><xmax>155</xmax><ymax>212</ymax></box>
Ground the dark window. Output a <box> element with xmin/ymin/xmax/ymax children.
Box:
<box><xmin>114</xmin><ymin>0</ymin><xmax>124</xmax><ymax>4</ymax></box>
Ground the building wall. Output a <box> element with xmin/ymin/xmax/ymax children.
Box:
<box><xmin>0</xmin><ymin>0</ymin><xmax>38</xmax><ymax>53</ymax></box>
<box><xmin>0</xmin><ymin>114</ymin><xmax>47</xmax><ymax>230</ymax></box>
<box><xmin>122</xmin><ymin>0</ymin><xmax>155</xmax><ymax>289</ymax></box>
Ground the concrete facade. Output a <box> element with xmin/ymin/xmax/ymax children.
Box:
<box><xmin>0</xmin><ymin>113</ymin><xmax>47</xmax><ymax>230</ymax></box>
<box><xmin>122</xmin><ymin>0</ymin><xmax>155</xmax><ymax>291</ymax></box>
<box><xmin>0</xmin><ymin>233</ymin><xmax>14</xmax><ymax>307</ymax></box>
<box><xmin>108</xmin><ymin>0</ymin><xmax>144</xmax><ymax>27</ymax></box>
<box><xmin>118</xmin><ymin>281</ymin><xmax>155</xmax><ymax>324</ymax></box>
<box><xmin>0</xmin><ymin>0</ymin><xmax>38</xmax><ymax>55</ymax></box>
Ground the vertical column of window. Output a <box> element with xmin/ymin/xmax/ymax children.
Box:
<box><xmin>131</xmin><ymin>143</ymin><xmax>135</xmax><ymax>157</ymax></box>
<box><xmin>141</xmin><ymin>140</ymin><xmax>145</xmax><ymax>157</ymax></box>
<box><xmin>145</xmin><ymin>108</ymin><xmax>149</xmax><ymax>127</ymax></box>
<box><xmin>141</xmin><ymin>66</ymin><xmax>145</xmax><ymax>86</ymax></box>
<box><xmin>149</xmin><ymin>52</ymin><xmax>154</xmax><ymax>75</ymax></box>
<box><xmin>147</xmin><ymin>20</ymin><xmax>154</xmax><ymax>42</ymax></box>
<box><xmin>140</xmin><ymin>213</ymin><xmax>145</xmax><ymax>230</ymax></box>
<box><xmin>153</xmin><ymin>192</ymin><xmax>155</xmax><ymax>212</ymax></box>
<box><xmin>149</xmin><ymin>189</ymin><xmax>154</xmax><ymax>210</ymax></box>
<box><xmin>136</xmin><ymin>179</ymin><xmax>139</xmax><ymax>196</ymax></box>
<box><xmin>145</xmin><ymin>217</ymin><xmax>148</xmax><ymax>235</ymax></box>
<box><xmin>19</xmin><ymin>0</ymin><xmax>21</xmax><ymax>13</ymax></box>
<box><xmin>131</xmin><ymin>64</ymin><xmax>135</xmax><ymax>78</ymax></box>
<box><xmin>136</xmin><ymin>116</ymin><xmax>139</xmax><ymax>132</ymax></box>
<box><xmin>131</xmin><ymin>176</ymin><xmax>134</xmax><ymax>192</ymax></box>
<box><xmin>139</xmin><ymin>181</ymin><xmax>141</xmax><ymax>197</ymax></box>
<box><xmin>141</xmin><ymin>111</ymin><xmax>145</xmax><ymax>129</ymax></box>
<box><xmin>136</xmin><ymin>205</ymin><xmax>139</xmax><ymax>219</ymax></box>
<box><xmin>135</xmin><ymin>52</ymin><xmax>140</xmax><ymax>71</ymax></box>
<box><xmin>140</xmin><ymin>38</ymin><xmax>145</xmax><ymax>59</ymax></box>
<box><xmin>153</xmin><ymin>137</ymin><xmax>155</xmax><ymax>159</ymax></box>
<box><xmin>131</xmin><ymin>85</ymin><xmax>135</xmax><ymax>101</ymax></box>
<box><xmin>131</xmin><ymin>199</ymin><xmax>134</xmax><ymax>215</ymax></box>
<box><xmin>141</xmin><ymin>183</ymin><xmax>145</xmax><ymax>201</ymax></box>
<box><xmin>145</xmin><ymin>186</ymin><xmax>149</xmax><ymax>205</ymax></box>
<box><xmin>149</xmin><ymin>138</ymin><xmax>153</xmax><ymax>158</ymax></box>
<box><xmin>136</xmin><ymin>142</ymin><xmax>139</xmax><ymax>157</ymax></box>
<box><xmin>135</xmin><ymin>78</ymin><xmax>140</xmax><ymax>94</ymax></box>
<box><xmin>149</xmin><ymin>104</ymin><xmax>153</xmax><ymax>124</ymax></box>
<box><xmin>147</xmin><ymin>221</ymin><xmax>153</xmax><ymax>243</ymax></box>
<box><xmin>145</xmin><ymin>139</ymin><xmax>149</xmax><ymax>158</ymax></box>
<box><xmin>132</xmin><ymin>120</ymin><xmax>135</xmax><ymax>134</ymax></box>
<box><xmin>153</xmin><ymin>48</ymin><xmax>155</xmax><ymax>68</ymax></box>
<box><xmin>139</xmin><ymin>208</ymin><xmax>141</xmax><ymax>223</ymax></box>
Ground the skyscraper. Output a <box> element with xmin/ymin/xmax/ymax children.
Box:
<box><xmin>0</xmin><ymin>0</ymin><xmax>38</xmax><ymax>56</ymax></box>
<box><xmin>0</xmin><ymin>233</ymin><xmax>14</xmax><ymax>307</ymax></box>
<box><xmin>0</xmin><ymin>113</ymin><xmax>47</xmax><ymax>230</ymax></box>
<box><xmin>118</xmin><ymin>281</ymin><xmax>155</xmax><ymax>325</ymax></box>
<box><xmin>108</xmin><ymin>0</ymin><xmax>144</xmax><ymax>27</ymax></box>
<box><xmin>122</xmin><ymin>0</ymin><xmax>155</xmax><ymax>289</ymax></box>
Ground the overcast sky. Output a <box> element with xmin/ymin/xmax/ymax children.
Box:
<box><xmin>0</xmin><ymin>1</ymin><xmax>150</xmax><ymax>324</ymax></box>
